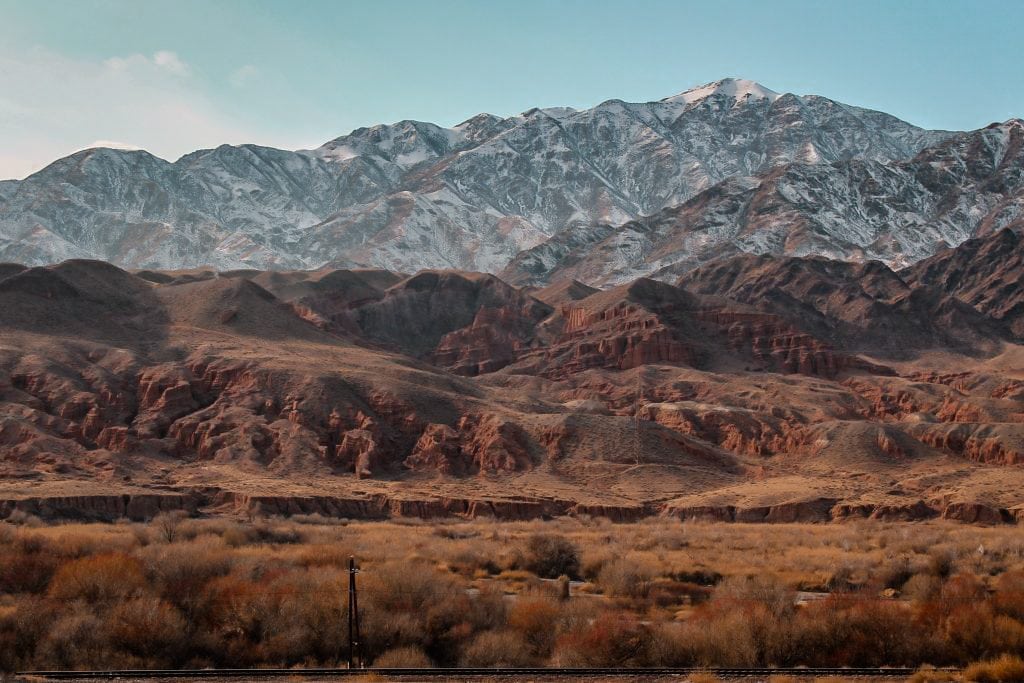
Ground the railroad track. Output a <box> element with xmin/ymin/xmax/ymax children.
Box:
<box><xmin>20</xmin><ymin>666</ymin><xmax>940</xmax><ymax>679</ymax></box>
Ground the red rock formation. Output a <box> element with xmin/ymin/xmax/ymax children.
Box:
<box><xmin>642</xmin><ymin>402</ymin><xmax>804</xmax><ymax>457</ymax></box>
<box><xmin>405</xmin><ymin>423</ymin><xmax>463</xmax><ymax>473</ymax></box>
<box><xmin>908</xmin><ymin>423</ymin><xmax>1024</xmax><ymax>465</ymax></box>
<box><xmin>941</xmin><ymin>502</ymin><xmax>1012</xmax><ymax>524</ymax></box>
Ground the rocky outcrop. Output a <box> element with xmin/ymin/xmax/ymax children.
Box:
<box><xmin>641</xmin><ymin>402</ymin><xmax>804</xmax><ymax>457</ymax></box>
<box><xmin>907</xmin><ymin>423</ymin><xmax>1024</xmax><ymax>465</ymax></box>
<box><xmin>405</xmin><ymin>423</ymin><xmax>463</xmax><ymax>474</ymax></box>
<box><xmin>405</xmin><ymin>414</ymin><xmax>536</xmax><ymax>475</ymax></box>
<box><xmin>941</xmin><ymin>502</ymin><xmax>1014</xmax><ymax>524</ymax></box>
<box><xmin>830</xmin><ymin>500</ymin><xmax>937</xmax><ymax>521</ymax></box>
<box><xmin>0</xmin><ymin>493</ymin><xmax>199</xmax><ymax>521</ymax></box>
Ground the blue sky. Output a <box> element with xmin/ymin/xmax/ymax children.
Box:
<box><xmin>1</xmin><ymin>0</ymin><xmax>1022</xmax><ymax>179</ymax></box>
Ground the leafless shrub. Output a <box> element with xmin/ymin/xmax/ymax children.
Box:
<box><xmin>459</xmin><ymin>630</ymin><xmax>535</xmax><ymax>667</ymax></box>
<box><xmin>597</xmin><ymin>558</ymin><xmax>656</xmax><ymax>599</ymax></box>
<box><xmin>154</xmin><ymin>510</ymin><xmax>189</xmax><ymax>544</ymax></box>
<box><xmin>48</xmin><ymin>552</ymin><xmax>147</xmax><ymax>604</ymax></box>
<box><xmin>523</xmin><ymin>534</ymin><xmax>580</xmax><ymax>579</ymax></box>
<box><xmin>963</xmin><ymin>654</ymin><xmax>1024</xmax><ymax>682</ymax></box>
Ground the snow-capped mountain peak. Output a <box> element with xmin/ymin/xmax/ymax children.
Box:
<box><xmin>3</xmin><ymin>78</ymin><xmax>1004</xmax><ymax>279</ymax></box>
<box><xmin>665</xmin><ymin>77</ymin><xmax>782</xmax><ymax>106</ymax></box>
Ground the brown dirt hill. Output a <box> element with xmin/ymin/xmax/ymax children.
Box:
<box><xmin>903</xmin><ymin>227</ymin><xmax>1024</xmax><ymax>340</ymax></box>
<box><xmin>344</xmin><ymin>270</ymin><xmax>553</xmax><ymax>374</ymax></box>
<box><xmin>1</xmin><ymin>241</ymin><xmax>1024</xmax><ymax>524</ymax></box>
<box><xmin>679</xmin><ymin>254</ymin><xmax>1003</xmax><ymax>355</ymax></box>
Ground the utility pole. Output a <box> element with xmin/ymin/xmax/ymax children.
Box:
<box><xmin>635</xmin><ymin>368</ymin><xmax>642</xmax><ymax>465</ymax></box>
<box><xmin>348</xmin><ymin>555</ymin><xmax>361</xmax><ymax>669</ymax></box>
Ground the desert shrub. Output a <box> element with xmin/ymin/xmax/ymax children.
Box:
<box><xmin>221</xmin><ymin>522</ymin><xmax>303</xmax><ymax>547</ymax></box>
<box><xmin>260</xmin><ymin>569</ymin><xmax>348</xmax><ymax>665</ymax></box>
<box><xmin>939</xmin><ymin>573</ymin><xmax>987</xmax><ymax>609</ymax></box>
<box><xmin>359</xmin><ymin>609</ymin><xmax>421</xmax><ymax>665</ymax></box>
<box><xmin>908</xmin><ymin>666</ymin><xmax>960</xmax><ymax>683</ymax></box>
<box><xmin>48</xmin><ymin>552</ymin><xmax>147</xmax><ymax>604</ymax></box>
<box><xmin>0</xmin><ymin>596</ymin><xmax>57</xmax><ymax>671</ymax></box>
<box><xmin>373</xmin><ymin>645</ymin><xmax>433</xmax><ymax>667</ymax></box>
<box><xmin>580</xmin><ymin>546</ymin><xmax>616</xmax><ymax>581</ymax></box>
<box><xmin>360</xmin><ymin>560</ymin><xmax>472</xmax><ymax>665</ymax></box>
<box><xmin>362</xmin><ymin>560</ymin><xmax>461</xmax><ymax>613</ymax></box>
<box><xmin>139</xmin><ymin>537</ymin><xmax>232</xmax><ymax>619</ymax></box>
<box><xmin>903</xmin><ymin>573</ymin><xmax>944</xmax><ymax>603</ymax></box>
<box><xmin>104</xmin><ymin>597</ymin><xmax>188</xmax><ymax>666</ymax></box>
<box><xmin>0</xmin><ymin>537</ymin><xmax>60</xmax><ymax>593</ymax></box>
<box><xmin>713</xmin><ymin>574</ymin><xmax>794</xmax><ymax>618</ymax></box>
<box><xmin>673</xmin><ymin>568</ymin><xmax>723</xmax><ymax>585</ymax></box>
<box><xmin>495</xmin><ymin>544</ymin><xmax>525</xmax><ymax>572</ymax></box>
<box><xmin>642</xmin><ymin>622</ymin><xmax>691</xmax><ymax>666</ymax></box>
<box><xmin>462</xmin><ymin>583</ymin><xmax>508</xmax><ymax>632</ymax></box>
<box><xmin>295</xmin><ymin>543</ymin><xmax>355</xmax><ymax>568</ymax></box>
<box><xmin>993</xmin><ymin>570</ymin><xmax>1024</xmax><ymax>621</ymax></box>
<box><xmin>551</xmin><ymin>612</ymin><xmax>644</xmax><ymax>667</ymax></box>
<box><xmin>200</xmin><ymin>573</ymin><xmax>281</xmax><ymax>666</ymax></box>
<box><xmin>3</xmin><ymin>510</ymin><xmax>41</xmax><ymax>527</ymax></box>
<box><xmin>459</xmin><ymin>629</ymin><xmax>535</xmax><ymax>667</ymax></box>
<box><xmin>153</xmin><ymin>510</ymin><xmax>189</xmax><ymax>544</ymax></box>
<box><xmin>523</xmin><ymin>534</ymin><xmax>580</xmax><ymax>579</ymax></box>
<box><xmin>963</xmin><ymin>654</ymin><xmax>1024</xmax><ymax>682</ymax></box>
<box><xmin>35</xmin><ymin>610</ymin><xmax>110</xmax><ymax>670</ymax></box>
<box><xmin>597</xmin><ymin>558</ymin><xmax>655</xmax><ymax>599</ymax></box>
<box><xmin>507</xmin><ymin>596</ymin><xmax>561</xmax><ymax>656</ymax></box>
<box><xmin>677</xmin><ymin>609</ymin><xmax>758</xmax><ymax>667</ymax></box>
<box><xmin>835</xmin><ymin>599</ymin><xmax>925</xmax><ymax>666</ymax></box>
<box><xmin>928</xmin><ymin>551</ymin><xmax>955</xmax><ymax>579</ymax></box>
<box><xmin>877</xmin><ymin>555</ymin><xmax>915</xmax><ymax>591</ymax></box>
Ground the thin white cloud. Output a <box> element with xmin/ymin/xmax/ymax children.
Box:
<box><xmin>153</xmin><ymin>50</ymin><xmax>189</xmax><ymax>76</ymax></box>
<box><xmin>0</xmin><ymin>46</ymin><xmax>257</xmax><ymax>179</ymax></box>
<box><xmin>230</xmin><ymin>64</ymin><xmax>260</xmax><ymax>88</ymax></box>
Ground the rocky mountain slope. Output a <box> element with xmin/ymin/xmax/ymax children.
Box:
<box><xmin>1</xmin><ymin>79</ymin><xmax>961</xmax><ymax>276</ymax></box>
<box><xmin>2</xmin><ymin>233</ymin><xmax>1023</xmax><ymax>523</ymax></box>
<box><xmin>504</xmin><ymin>120</ymin><xmax>1024</xmax><ymax>285</ymax></box>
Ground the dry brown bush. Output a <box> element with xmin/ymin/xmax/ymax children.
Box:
<box><xmin>712</xmin><ymin>574</ymin><xmax>794</xmax><ymax>618</ymax></box>
<box><xmin>48</xmin><ymin>552</ymin><xmax>147</xmax><ymax>604</ymax></box>
<box><xmin>35</xmin><ymin>610</ymin><xmax>109</xmax><ymax>670</ymax></box>
<box><xmin>261</xmin><ymin>569</ymin><xmax>348</xmax><ymax>665</ymax></box>
<box><xmin>597</xmin><ymin>557</ymin><xmax>656</xmax><ymax>599</ymax></box>
<box><xmin>105</xmin><ymin>597</ymin><xmax>188</xmax><ymax>666</ymax></box>
<box><xmin>963</xmin><ymin>654</ymin><xmax>1024</xmax><ymax>682</ymax></box>
<box><xmin>6</xmin><ymin>517</ymin><xmax>1024</xmax><ymax>671</ymax></box>
<box><xmin>459</xmin><ymin>629</ymin><xmax>535</xmax><ymax>667</ymax></box>
<box><xmin>908</xmin><ymin>666</ymin><xmax>960</xmax><ymax>683</ymax></box>
<box><xmin>0</xmin><ymin>596</ymin><xmax>56</xmax><ymax>672</ymax></box>
<box><xmin>993</xmin><ymin>569</ymin><xmax>1024</xmax><ymax>621</ymax></box>
<box><xmin>522</xmin><ymin>534</ymin><xmax>580</xmax><ymax>579</ymax></box>
<box><xmin>550</xmin><ymin>611</ymin><xmax>644</xmax><ymax>667</ymax></box>
<box><xmin>0</xmin><ymin>536</ymin><xmax>60</xmax><ymax>594</ymax></box>
<box><xmin>153</xmin><ymin>511</ymin><xmax>189</xmax><ymax>544</ymax></box>
<box><xmin>580</xmin><ymin>546</ymin><xmax>616</xmax><ymax>581</ymax></box>
<box><xmin>507</xmin><ymin>596</ymin><xmax>561</xmax><ymax>656</ymax></box>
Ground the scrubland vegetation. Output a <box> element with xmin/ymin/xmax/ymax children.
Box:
<box><xmin>2</xmin><ymin>514</ymin><xmax>1024</xmax><ymax>677</ymax></box>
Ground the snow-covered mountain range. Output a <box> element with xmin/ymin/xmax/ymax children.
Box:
<box><xmin>1</xmin><ymin>78</ymin><xmax>1021</xmax><ymax>282</ymax></box>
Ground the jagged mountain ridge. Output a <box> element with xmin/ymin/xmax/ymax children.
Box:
<box><xmin>0</xmin><ymin>79</ymin><xmax>954</xmax><ymax>273</ymax></box>
<box><xmin>503</xmin><ymin>120</ymin><xmax>1024</xmax><ymax>286</ymax></box>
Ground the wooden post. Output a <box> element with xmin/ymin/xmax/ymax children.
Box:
<box><xmin>347</xmin><ymin>555</ymin><xmax>359</xmax><ymax>668</ymax></box>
